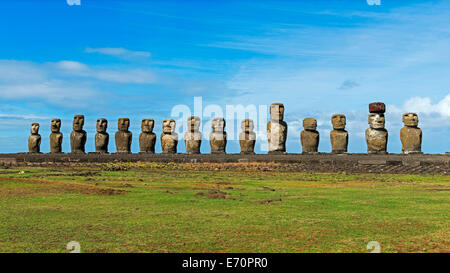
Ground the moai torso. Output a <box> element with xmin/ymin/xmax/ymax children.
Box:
<box><xmin>95</xmin><ymin>118</ymin><xmax>109</xmax><ymax>153</ymax></box>
<box><xmin>115</xmin><ymin>118</ymin><xmax>132</xmax><ymax>153</ymax></box>
<box><xmin>330</xmin><ymin>114</ymin><xmax>348</xmax><ymax>154</ymax></box>
<box><xmin>184</xmin><ymin>116</ymin><xmax>202</xmax><ymax>154</ymax></box>
<box><xmin>210</xmin><ymin>117</ymin><xmax>227</xmax><ymax>154</ymax></box>
<box><xmin>161</xmin><ymin>119</ymin><xmax>178</xmax><ymax>154</ymax></box>
<box><xmin>139</xmin><ymin>119</ymin><xmax>156</xmax><ymax>153</ymax></box>
<box><xmin>50</xmin><ymin>118</ymin><xmax>63</xmax><ymax>153</ymax></box>
<box><xmin>239</xmin><ymin>119</ymin><xmax>256</xmax><ymax>154</ymax></box>
<box><xmin>267</xmin><ymin>103</ymin><xmax>287</xmax><ymax>154</ymax></box>
<box><xmin>70</xmin><ymin>115</ymin><xmax>86</xmax><ymax>154</ymax></box>
<box><xmin>301</xmin><ymin>118</ymin><xmax>319</xmax><ymax>154</ymax></box>
<box><xmin>400</xmin><ymin>113</ymin><xmax>422</xmax><ymax>154</ymax></box>
<box><xmin>28</xmin><ymin>123</ymin><xmax>41</xmax><ymax>153</ymax></box>
<box><xmin>366</xmin><ymin>103</ymin><xmax>388</xmax><ymax>154</ymax></box>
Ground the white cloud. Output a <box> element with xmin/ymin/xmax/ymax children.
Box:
<box><xmin>85</xmin><ymin>47</ymin><xmax>151</xmax><ymax>59</ymax></box>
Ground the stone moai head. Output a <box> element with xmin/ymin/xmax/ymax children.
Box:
<box><xmin>368</xmin><ymin>113</ymin><xmax>385</xmax><ymax>129</ymax></box>
<box><xmin>118</xmin><ymin>118</ymin><xmax>130</xmax><ymax>132</ymax></box>
<box><xmin>303</xmin><ymin>118</ymin><xmax>317</xmax><ymax>131</ymax></box>
<box><xmin>402</xmin><ymin>113</ymin><xmax>419</xmax><ymax>127</ymax></box>
<box><xmin>51</xmin><ymin>118</ymin><xmax>61</xmax><ymax>133</ymax></box>
<box><xmin>96</xmin><ymin>118</ymin><xmax>108</xmax><ymax>133</ymax></box>
<box><xmin>368</xmin><ymin>102</ymin><xmax>386</xmax><ymax>129</ymax></box>
<box><xmin>163</xmin><ymin>119</ymin><xmax>176</xmax><ymax>134</ymax></box>
<box><xmin>241</xmin><ymin>119</ymin><xmax>254</xmax><ymax>133</ymax></box>
<box><xmin>332</xmin><ymin>114</ymin><xmax>346</xmax><ymax>130</ymax></box>
<box><xmin>270</xmin><ymin>103</ymin><xmax>285</xmax><ymax>121</ymax></box>
<box><xmin>31</xmin><ymin>123</ymin><xmax>40</xmax><ymax>135</ymax></box>
<box><xmin>211</xmin><ymin>117</ymin><xmax>225</xmax><ymax>132</ymax></box>
<box><xmin>187</xmin><ymin>116</ymin><xmax>201</xmax><ymax>132</ymax></box>
<box><xmin>72</xmin><ymin>115</ymin><xmax>85</xmax><ymax>132</ymax></box>
<box><xmin>141</xmin><ymin>119</ymin><xmax>155</xmax><ymax>133</ymax></box>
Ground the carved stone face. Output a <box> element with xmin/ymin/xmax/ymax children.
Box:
<box><xmin>402</xmin><ymin>113</ymin><xmax>418</xmax><ymax>127</ymax></box>
<box><xmin>141</xmin><ymin>119</ymin><xmax>154</xmax><ymax>133</ymax></box>
<box><xmin>368</xmin><ymin>113</ymin><xmax>385</xmax><ymax>129</ymax></box>
<box><xmin>96</xmin><ymin>118</ymin><xmax>108</xmax><ymax>133</ymax></box>
<box><xmin>303</xmin><ymin>118</ymin><xmax>317</xmax><ymax>131</ymax></box>
<box><xmin>187</xmin><ymin>116</ymin><xmax>200</xmax><ymax>132</ymax></box>
<box><xmin>118</xmin><ymin>118</ymin><xmax>130</xmax><ymax>131</ymax></box>
<box><xmin>332</xmin><ymin>114</ymin><xmax>346</xmax><ymax>130</ymax></box>
<box><xmin>73</xmin><ymin>115</ymin><xmax>85</xmax><ymax>132</ymax></box>
<box><xmin>211</xmin><ymin>117</ymin><xmax>225</xmax><ymax>132</ymax></box>
<box><xmin>270</xmin><ymin>103</ymin><xmax>285</xmax><ymax>121</ymax></box>
<box><xmin>163</xmin><ymin>119</ymin><xmax>176</xmax><ymax>134</ymax></box>
<box><xmin>241</xmin><ymin>119</ymin><xmax>254</xmax><ymax>132</ymax></box>
<box><xmin>31</xmin><ymin>123</ymin><xmax>40</xmax><ymax>135</ymax></box>
<box><xmin>51</xmin><ymin>119</ymin><xmax>61</xmax><ymax>133</ymax></box>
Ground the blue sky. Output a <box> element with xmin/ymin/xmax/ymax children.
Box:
<box><xmin>0</xmin><ymin>0</ymin><xmax>449</xmax><ymax>154</ymax></box>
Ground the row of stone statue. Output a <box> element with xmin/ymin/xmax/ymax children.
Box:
<box><xmin>27</xmin><ymin>102</ymin><xmax>423</xmax><ymax>155</ymax></box>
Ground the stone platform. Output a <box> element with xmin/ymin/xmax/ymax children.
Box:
<box><xmin>0</xmin><ymin>153</ymin><xmax>449</xmax><ymax>174</ymax></box>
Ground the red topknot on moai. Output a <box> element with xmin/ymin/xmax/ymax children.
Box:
<box><xmin>369</xmin><ymin>102</ymin><xmax>386</xmax><ymax>113</ymax></box>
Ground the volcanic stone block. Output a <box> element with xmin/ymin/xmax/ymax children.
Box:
<box><xmin>239</xmin><ymin>119</ymin><xmax>256</xmax><ymax>154</ymax></box>
<box><xmin>161</xmin><ymin>119</ymin><xmax>178</xmax><ymax>154</ymax></box>
<box><xmin>366</xmin><ymin>113</ymin><xmax>388</xmax><ymax>154</ymax></box>
<box><xmin>369</xmin><ymin>102</ymin><xmax>386</xmax><ymax>113</ymax></box>
<box><xmin>28</xmin><ymin>123</ymin><xmax>41</xmax><ymax>153</ymax></box>
<box><xmin>330</xmin><ymin>114</ymin><xmax>348</xmax><ymax>154</ymax></box>
<box><xmin>210</xmin><ymin>117</ymin><xmax>227</xmax><ymax>154</ymax></box>
<box><xmin>95</xmin><ymin>118</ymin><xmax>109</xmax><ymax>153</ymax></box>
<box><xmin>301</xmin><ymin>118</ymin><xmax>319</xmax><ymax>154</ymax></box>
<box><xmin>115</xmin><ymin>118</ymin><xmax>132</xmax><ymax>153</ymax></box>
<box><xmin>139</xmin><ymin>119</ymin><xmax>156</xmax><ymax>153</ymax></box>
<box><xmin>267</xmin><ymin>103</ymin><xmax>287</xmax><ymax>154</ymax></box>
<box><xmin>185</xmin><ymin>116</ymin><xmax>202</xmax><ymax>154</ymax></box>
<box><xmin>70</xmin><ymin>115</ymin><xmax>86</xmax><ymax>154</ymax></box>
<box><xmin>400</xmin><ymin>113</ymin><xmax>422</xmax><ymax>154</ymax></box>
<box><xmin>50</xmin><ymin>118</ymin><xmax>63</xmax><ymax>154</ymax></box>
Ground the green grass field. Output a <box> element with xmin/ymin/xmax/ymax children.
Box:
<box><xmin>0</xmin><ymin>162</ymin><xmax>448</xmax><ymax>253</ymax></box>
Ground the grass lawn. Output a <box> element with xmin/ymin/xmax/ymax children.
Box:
<box><xmin>0</xmin><ymin>162</ymin><xmax>448</xmax><ymax>253</ymax></box>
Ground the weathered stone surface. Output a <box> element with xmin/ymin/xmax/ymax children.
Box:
<box><xmin>366</xmin><ymin>113</ymin><xmax>388</xmax><ymax>154</ymax></box>
<box><xmin>70</xmin><ymin>115</ymin><xmax>86</xmax><ymax>154</ymax></box>
<box><xmin>139</xmin><ymin>119</ymin><xmax>156</xmax><ymax>153</ymax></box>
<box><xmin>95</xmin><ymin>118</ymin><xmax>109</xmax><ymax>153</ymax></box>
<box><xmin>301</xmin><ymin>118</ymin><xmax>319</xmax><ymax>154</ymax></box>
<box><xmin>369</xmin><ymin>102</ymin><xmax>386</xmax><ymax>113</ymax></box>
<box><xmin>28</xmin><ymin>123</ymin><xmax>41</xmax><ymax>153</ymax></box>
<box><xmin>50</xmin><ymin>118</ymin><xmax>63</xmax><ymax>154</ymax></box>
<box><xmin>267</xmin><ymin>103</ymin><xmax>287</xmax><ymax>154</ymax></box>
<box><xmin>330</xmin><ymin>114</ymin><xmax>348</xmax><ymax>154</ymax></box>
<box><xmin>210</xmin><ymin>117</ymin><xmax>227</xmax><ymax>154</ymax></box>
<box><xmin>239</xmin><ymin>119</ymin><xmax>256</xmax><ymax>154</ymax></box>
<box><xmin>161</xmin><ymin>119</ymin><xmax>178</xmax><ymax>154</ymax></box>
<box><xmin>115</xmin><ymin>118</ymin><xmax>132</xmax><ymax>153</ymax></box>
<box><xmin>400</xmin><ymin>113</ymin><xmax>422</xmax><ymax>154</ymax></box>
<box><xmin>185</xmin><ymin>116</ymin><xmax>202</xmax><ymax>154</ymax></box>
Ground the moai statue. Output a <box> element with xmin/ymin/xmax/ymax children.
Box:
<box><xmin>70</xmin><ymin>115</ymin><xmax>86</xmax><ymax>154</ymax></box>
<box><xmin>50</xmin><ymin>118</ymin><xmax>63</xmax><ymax>153</ymax></box>
<box><xmin>210</xmin><ymin>117</ymin><xmax>227</xmax><ymax>154</ymax></box>
<box><xmin>95</xmin><ymin>118</ymin><xmax>109</xmax><ymax>153</ymax></box>
<box><xmin>330</xmin><ymin>114</ymin><xmax>348</xmax><ymax>154</ymax></box>
<box><xmin>115</xmin><ymin>118</ymin><xmax>132</xmax><ymax>153</ymax></box>
<box><xmin>184</xmin><ymin>116</ymin><xmax>202</xmax><ymax>154</ymax></box>
<box><xmin>28</xmin><ymin>123</ymin><xmax>41</xmax><ymax>153</ymax></box>
<box><xmin>239</xmin><ymin>119</ymin><xmax>256</xmax><ymax>154</ymax></box>
<box><xmin>400</xmin><ymin>113</ymin><xmax>422</xmax><ymax>154</ymax></box>
<box><xmin>267</xmin><ymin>103</ymin><xmax>287</xmax><ymax>154</ymax></box>
<box><xmin>161</xmin><ymin>119</ymin><xmax>178</xmax><ymax>154</ymax></box>
<box><xmin>139</xmin><ymin>119</ymin><xmax>156</xmax><ymax>153</ymax></box>
<box><xmin>301</xmin><ymin>118</ymin><xmax>319</xmax><ymax>154</ymax></box>
<box><xmin>366</xmin><ymin>102</ymin><xmax>388</xmax><ymax>154</ymax></box>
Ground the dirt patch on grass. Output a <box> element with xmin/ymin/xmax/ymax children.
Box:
<box><xmin>253</xmin><ymin>198</ymin><xmax>282</xmax><ymax>204</ymax></box>
<box><xmin>0</xmin><ymin>176</ymin><xmax>128</xmax><ymax>197</ymax></box>
<box><xmin>195</xmin><ymin>189</ymin><xmax>232</xmax><ymax>199</ymax></box>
